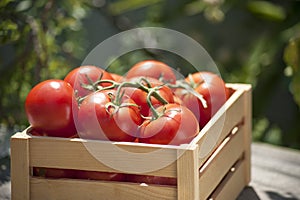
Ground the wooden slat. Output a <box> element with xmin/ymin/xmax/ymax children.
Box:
<box><xmin>10</xmin><ymin>132</ymin><xmax>31</xmax><ymax>200</ymax></box>
<box><xmin>30</xmin><ymin>177</ymin><xmax>176</xmax><ymax>200</ymax></box>
<box><xmin>243</xmin><ymin>85</ymin><xmax>252</xmax><ymax>184</ymax></box>
<box><xmin>177</xmin><ymin>145</ymin><xmax>199</xmax><ymax>200</ymax></box>
<box><xmin>193</xmin><ymin>86</ymin><xmax>245</xmax><ymax>168</ymax></box>
<box><xmin>29</xmin><ymin>134</ymin><xmax>178</xmax><ymax>177</ymax></box>
<box><xmin>208</xmin><ymin>159</ymin><xmax>246</xmax><ymax>200</ymax></box>
<box><xmin>199</xmin><ymin>126</ymin><xmax>244</xmax><ymax>199</ymax></box>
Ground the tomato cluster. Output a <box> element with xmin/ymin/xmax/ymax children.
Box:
<box><xmin>25</xmin><ymin>59</ymin><xmax>229</xmax><ymax>143</ymax></box>
<box><xmin>25</xmin><ymin>60</ymin><xmax>229</xmax><ymax>184</ymax></box>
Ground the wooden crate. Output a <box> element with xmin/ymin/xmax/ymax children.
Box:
<box><xmin>10</xmin><ymin>83</ymin><xmax>252</xmax><ymax>200</ymax></box>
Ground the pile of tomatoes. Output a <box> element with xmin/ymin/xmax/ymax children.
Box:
<box><xmin>25</xmin><ymin>60</ymin><xmax>230</xmax><ymax>145</ymax></box>
<box><xmin>26</xmin><ymin>60</ymin><xmax>230</xmax><ymax>184</ymax></box>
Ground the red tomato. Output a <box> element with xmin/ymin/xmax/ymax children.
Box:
<box><xmin>109</xmin><ymin>72</ymin><xmax>124</xmax><ymax>83</ymax></box>
<box><xmin>126</xmin><ymin>60</ymin><xmax>177</xmax><ymax>84</ymax></box>
<box><xmin>25</xmin><ymin>80</ymin><xmax>77</xmax><ymax>137</ymax></box>
<box><xmin>126</xmin><ymin>174</ymin><xmax>177</xmax><ymax>186</ymax></box>
<box><xmin>175</xmin><ymin>72</ymin><xmax>228</xmax><ymax>128</ymax></box>
<box><xmin>64</xmin><ymin>65</ymin><xmax>114</xmax><ymax>97</ymax></box>
<box><xmin>77</xmin><ymin>90</ymin><xmax>142</xmax><ymax>141</ymax></box>
<box><xmin>122</xmin><ymin>77</ymin><xmax>174</xmax><ymax>117</ymax></box>
<box><xmin>75</xmin><ymin>171</ymin><xmax>125</xmax><ymax>182</ymax></box>
<box><xmin>138</xmin><ymin>103</ymin><xmax>199</xmax><ymax>145</ymax></box>
<box><xmin>33</xmin><ymin>167</ymin><xmax>75</xmax><ymax>179</ymax></box>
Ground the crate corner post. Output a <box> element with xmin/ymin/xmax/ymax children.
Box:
<box><xmin>177</xmin><ymin>144</ymin><xmax>199</xmax><ymax>200</ymax></box>
<box><xmin>10</xmin><ymin>131</ymin><xmax>31</xmax><ymax>200</ymax></box>
<box><xmin>243</xmin><ymin>84</ymin><xmax>252</xmax><ymax>185</ymax></box>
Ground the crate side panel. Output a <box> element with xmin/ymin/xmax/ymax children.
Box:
<box><xmin>209</xmin><ymin>159</ymin><xmax>246</xmax><ymax>200</ymax></box>
<box><xmin>195</xmin><ymin>88</ymin><xmax>245</xmax><ymax>168</ymax></box>
<box><xmin>199</xmin><ymin>126</ymin><xmax>245</xmax><ymax>199</ymax></box>
<box><xmin>10</xmin><ymin>132</ymin><xmax>31</xmax><ymax>200</ymax></box>
<box><xmin>30</xmin><ymin>178</ymin><xmax>177</xmax><ymax>200</ymax></box>
<box><xmin>29</xmin><ymin>137</ymin><xmax>177</xmax><ymax>177</ymax></box>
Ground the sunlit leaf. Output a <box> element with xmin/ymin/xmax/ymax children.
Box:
<box><xmin>16</xmin><ymin>0</ymin><xmax>32</xmax><ymax>12</ymax></box>
<box><xmin>0</xmin><ymin>0</ymin><xmax>14</xmax><ymax>8</ymax></box>
<box><xmin>108</xmin><ymin>0</ymin><xmax>162</xmax><ymax>15</ymax></box>
<box><xmin>284</xmin><ymin>38</ymin><xmax>300</xmax><ymax>73</ymax></box>
<box><xmin>204</xmin><ymin>6</ymin><xmax>224</xmax><ymax>23</ymax></box>
<box><xmin>184</xmin><ymin>0</ymin><xmax>206</xmax><ymax>16</ymax></box>
<box><xmin>247</xmin><ymin>1</ymin><xmax>286</xmax><ymax>21</ymax></box>
<box><xmin>284</xmin><ymin>38</ymin><xmax>300</xmax><ymax>108</ymax></box>
<box><xmin>0</xmin><ymin>20</ymin><xmax>20</xmax><ymax>44</ymax></box>
<box><xmin>291</xmin><ymin>73</ymin><xmax>300</xmax><ymax>107</ymax></box>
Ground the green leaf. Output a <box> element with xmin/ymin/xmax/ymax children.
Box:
<box><xmin>184</xmin><ymin>1</ymin><xmax>206</xmax><ymax>16</ymax></box>
<box><xmin>16</xmin><ymin>0</ymin><xmax>32</xmax><ymax>12</ymax></box>
<box><xmin>284</xmin><ymin>38</ymin><xmax>300</xmax><ymax>73</ymax></box>
<box><xmin>0</xmin><ymin>0</ymin><xmax>14</xmax><ymax>8</ymax></box>
<box><xmin>291</xmin><ymin>73</ymin><xmax>300</xmax><ymax>107</ymax></box>
<box><xmin>284</xmin><ymin>38</ymin><xmax>300</xmax><ymax>107</ymax></box>
<box><xmin>0</xmin><ymin>20</ymin><xmax>20</xmax><ymax>44</ymax></box>
<box><xmin>108</xmin><ymin>0</ymin><xmax>162</xmax><ymax>15</ymax></box>
<box><xmin>247</xmin><ymin>1</ymin><xmax>286</xmax><ymax>21</ymax></box>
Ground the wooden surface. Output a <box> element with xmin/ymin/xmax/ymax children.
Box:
<box><xmin>237</xmin><ymin>142</ymin><xmax>300</xmax><ymax>200</ymax></box>
<box><xmin>1</xmin><ymin>142</ymin><xmax>300</xmax><ymax>200</ymax></box>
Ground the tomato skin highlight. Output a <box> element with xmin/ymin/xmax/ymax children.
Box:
<box><xmin>126</xmin><ymin>60</ymin><xmax>177</xmax><ymax>84</ymax></box>
<box><xmin>25</xmin><ymin>79</ymin><xmax>77</xmax><ymax>137</ymax></box>
<box><xmin>77</xmin><ymin>90</ymin><xmax>142</xmax><ymax>142</ymax></box>
<box><xmin>64</xmin><ymin>65</ymin><xmax>113</xmax><ymax>97</ymax></box>
<box><xmin>138</xmin><ymin>104</ymin><xmax>199</xmax><ymax>145</ymax></box>
<box><xmin>176</xmin><ymin>72</ymin><xmax>228</xmax><ymax>128</ymax></box>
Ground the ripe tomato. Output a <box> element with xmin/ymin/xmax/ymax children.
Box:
<box><xmin>33</xmin><ymin>167</ymin><xmax>75</xmax><ymax>179</ymax></box>
<box><xmin>109</xmin><ymin>72</ymin><xmax>124</xmax><ymax>83</ymax></box>
<box><xmin>122</xmin><ymin>77</ymin><xmax>174</xmax><ymax>117</ymax></box>
<box><xmin>126</xmin><ymin>60</ymin><xmax>177</xmax><ymax>84</ymax></box>
<box><xmin>25</xmin><ymin>79</ymin><xmax>77</xmax><ymax>137</ymax></box>
<box><xmin>75</xmin><ymin>171</ymin><xmax>125</xmax><ymax>181</ymax></box>
<box><xmin>126</xmin><ymin>174</ymin><xmax>177</xmax><ymax>186</ymax></box>
<box><xmin>138</xmin><ymin>103</ymin><xmax>199</xmax><ymax>145</ymax></box>
<box><xmin>77</xmin><ymin>90</ymin><xmax>142</xmax><ymax>141</ymax></box>
<box><xmin>64</xmin><ymin>65</ymin><xmax>114</xmax><ymax>97</ymax></box>
<box><xmin>175</xmin><ymin>72</ymin><xmax>228</xmax><ymax>128</ymax></box>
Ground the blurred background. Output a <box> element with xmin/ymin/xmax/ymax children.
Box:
<box><xmin>0</xmin><ymin>0</ymin><xmax>300</xmax><ymax>181</ymax></box>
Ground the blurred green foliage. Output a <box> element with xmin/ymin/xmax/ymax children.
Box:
<box><xmin>1</xmin><ymin>0</ymin><xmax>300</xmax><ymax>149</ymax></box>
<box><xmin>0</xmin><ymin>0</ymin><xmax>90</xmax><ymax>126</ymax></box>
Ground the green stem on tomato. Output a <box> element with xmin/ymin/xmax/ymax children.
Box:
<box><xmin>139</xmin><ymin>77</ymin><xmax>152</xmax><ymax>88</ymax></box>
<box><xmin>91</xmin><ymin>77</ymin><xmax>170</xmax><ymax>108</ymax></box>
<box><xmin>114</xmin><ymin>78</ymin><xmax>169</xmax><ymax>105</ymax></box>
<box><xmin>146</xmin><ymin>89</ymin><xmax>160</xmax><ymax>119</ymax></box>
<box><xmin>167</xmin><ymin>80</ymin><xmax>207</xmax><ymax>108</ymax></box>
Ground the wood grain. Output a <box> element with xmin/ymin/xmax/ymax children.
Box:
<box><xmin>177</xmin><ymin>145</ymin><xmax>199</xmax><ymax>200</ymax></box>
<box><xmin>10</xmin><ymin>132</ymin><xmax>30</xmax><ymax>200</ymax></box>
<box><xmin>30</xmin><ymin>177</ymin><xmax>176</xmax><ymax>200</ymax></box>
<box><xmin>209</xmin><ymin>159</ymin><xmax>246</xmax><ymax>200</ymax></box>
<box><xmin>199</xmin><ymin>126</ymin><xmax>245</xmax><ymax>199</ymax></box>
